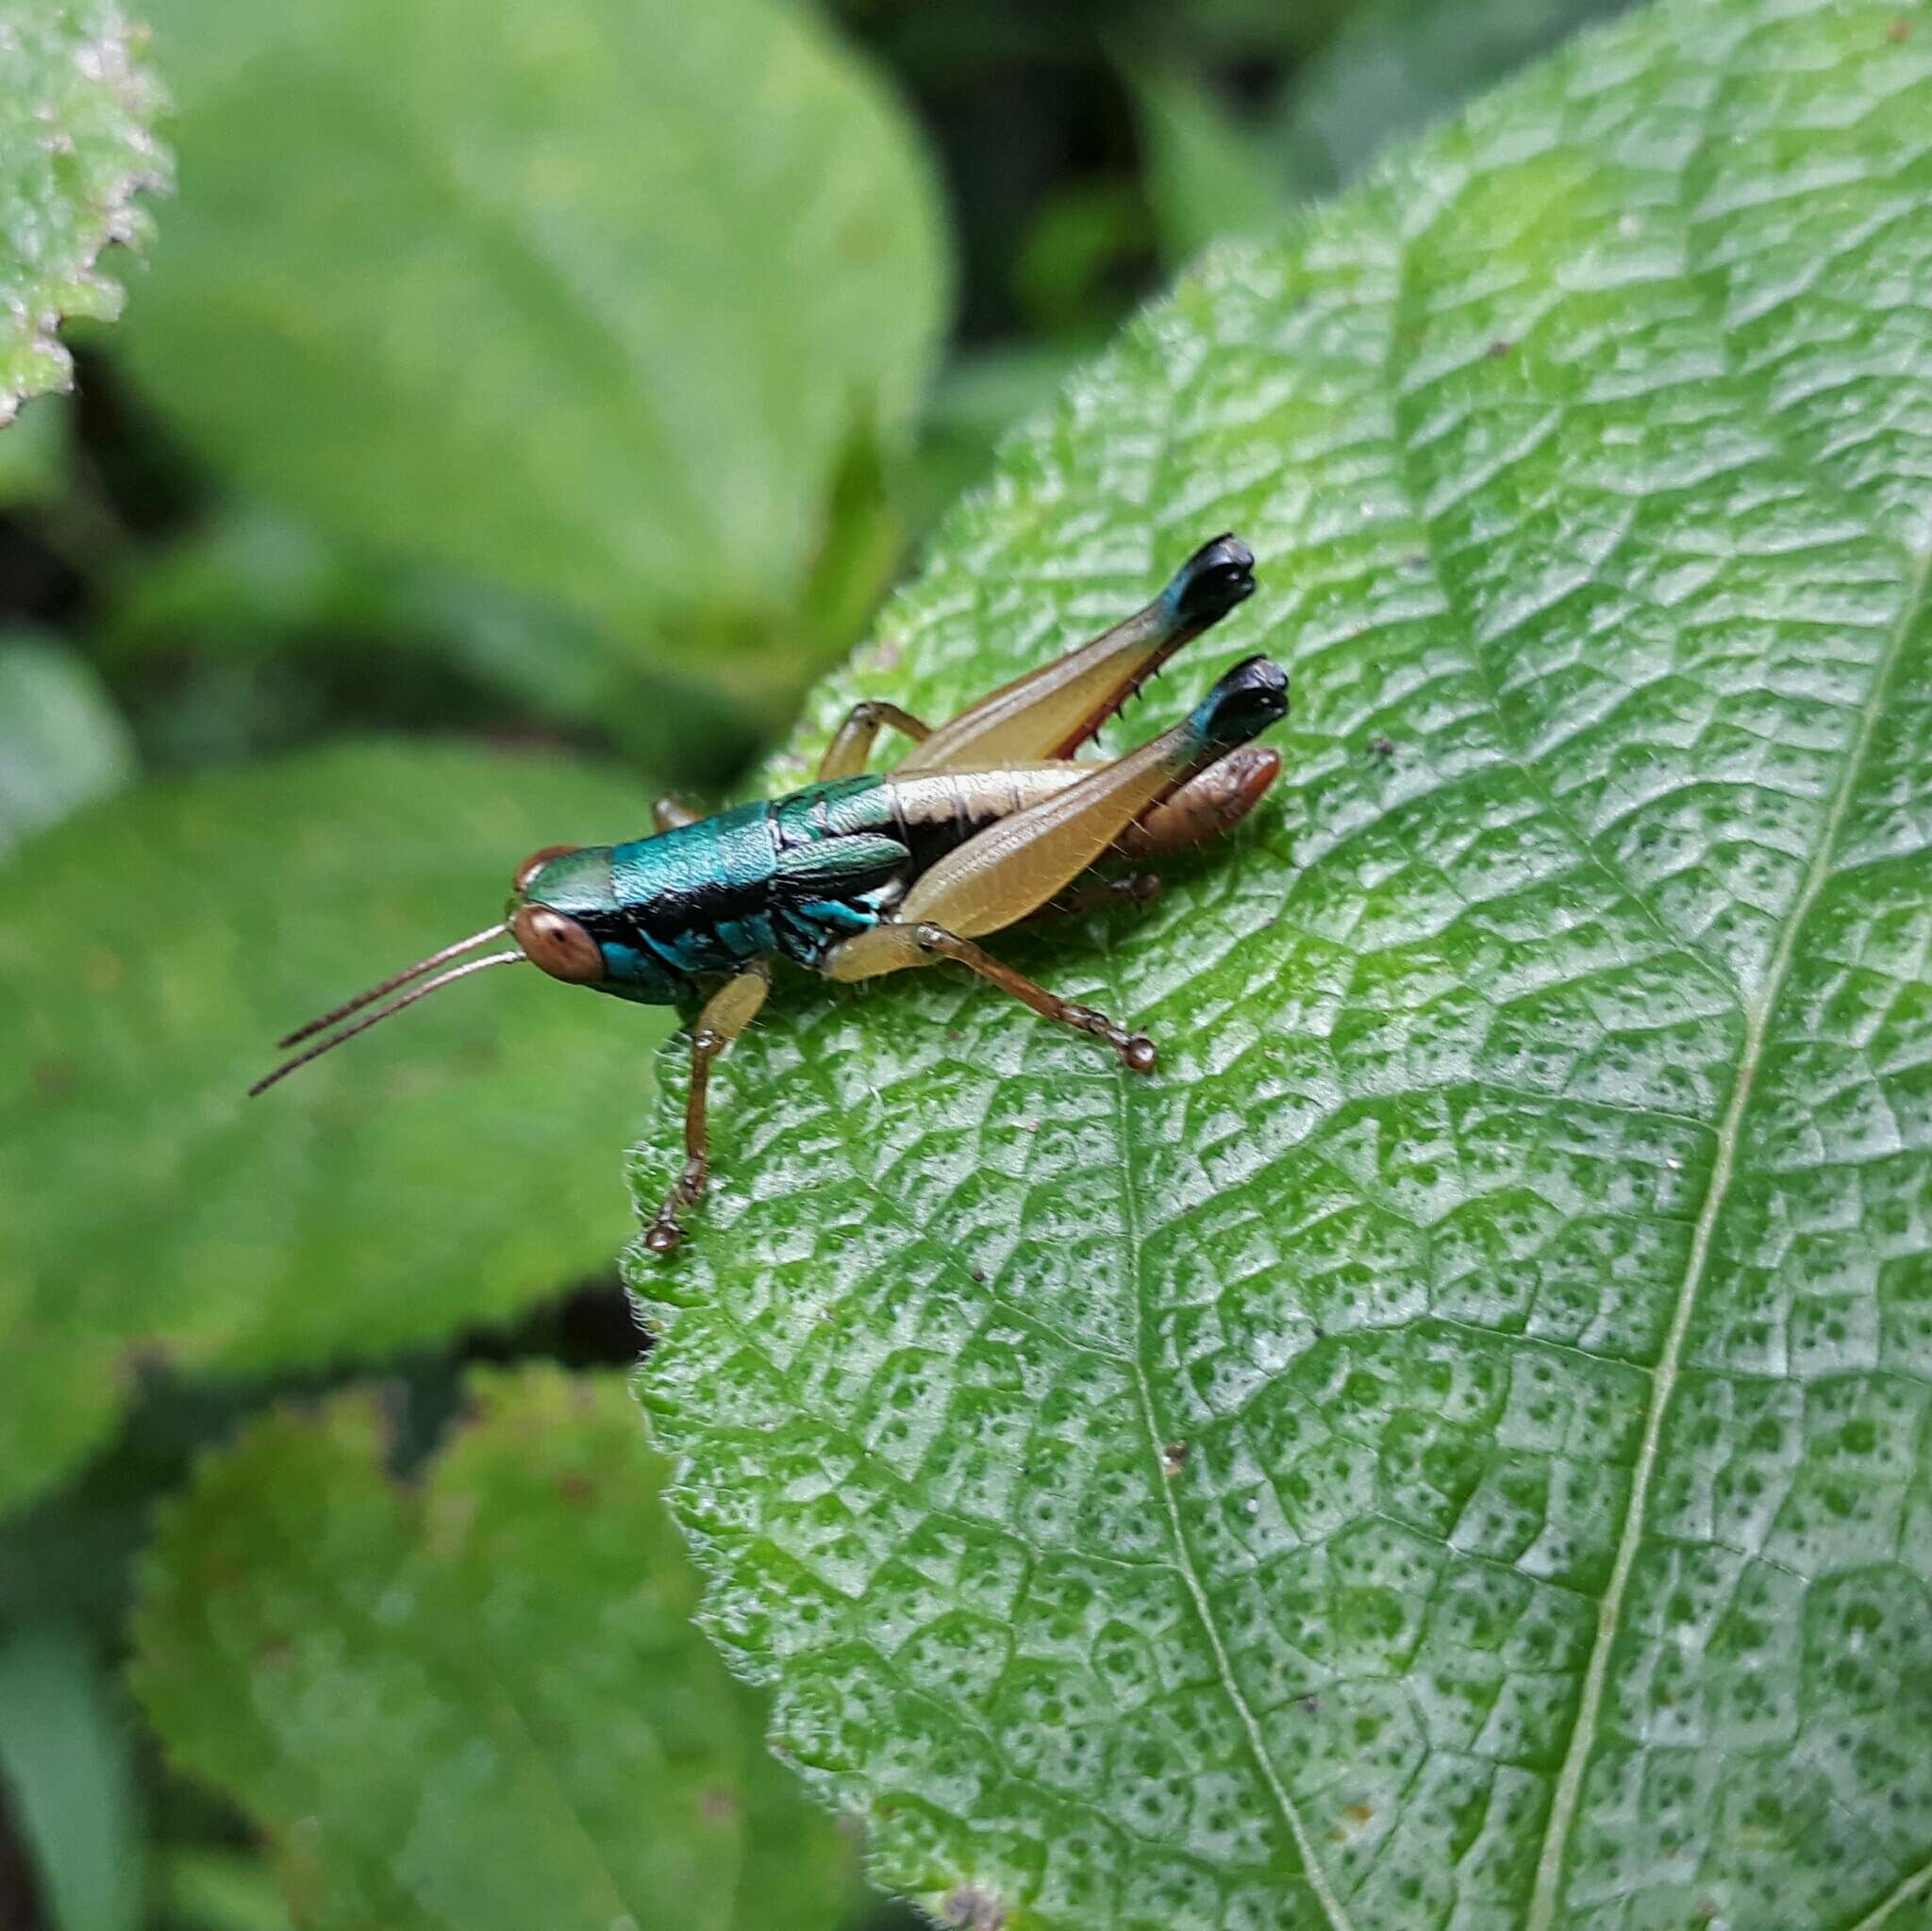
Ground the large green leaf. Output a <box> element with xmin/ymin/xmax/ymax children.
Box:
<box><xmin>121</xmin><ymin>0</ymin><xmax>947</xmax><ymax>698</ymax></box>
<box><xmin>628</xmin><ymin>0</ymin><xmax>1932</xmax><ymax>1924</ymax></box>
<box><xmin>0</xmin><ymin>0</ymin><xmax>165</xmax><ymax>421</ymax></box>
<box><xmin>0</xmin><ymin>743</ymin><xmax>664</xmax><ymax>1516</ymax></box>
<box><xmin>131</xmin><ymin>1367</ymin><xmax>854</xmax><ymax>1931</ymax></box>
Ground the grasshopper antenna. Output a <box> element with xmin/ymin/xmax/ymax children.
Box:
<box><xmin>276</xmin><ymin>924</ymin><xmax>508</xmax><ymax>1048</ymax></box>
<box><xmin>250</xmin><ymin>951</ymin><xmax>526</xmax><ymax>1097</ymax></box>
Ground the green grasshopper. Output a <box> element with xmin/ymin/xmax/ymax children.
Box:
<box><xmin>255</xmin><ymin>535</ymin><xmax>1286</xmax><ymax>1252</ymax></box>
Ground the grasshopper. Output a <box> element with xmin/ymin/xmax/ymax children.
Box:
<box><xmin>254</xmin><ymin>534</ymin><xmax>1287</xmax><ymax>1252</ymax></box>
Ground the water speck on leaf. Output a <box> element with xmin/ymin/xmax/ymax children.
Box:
<box><xmin>944</xmin><ymin>1887</ymin><xmax>1008</xmax><ymax>1931</ymax></box>
<box><xmin>1161</xmin><ymin>1440</ymin><xmax>1189</xmax><ymax>1477</ymax></box>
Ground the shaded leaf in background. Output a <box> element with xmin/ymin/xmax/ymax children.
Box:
<box><xmin>122</xmin><ymin>0</ymin><xmax>948</xmax><ymax>704</ymax></box>
<box><xmin>0</xmin><ymin>0</ymin><xmax>165</xmax><ymax>421</ymax></box>
<box><xmin>132</xmin><ymin>1367</ymin><xmax>854</xmax><ymax>1931</ymax></box>
<box><xmin>1130</xmin><ymin>64</ymin><xmax>1294</xmax><ymax>267</ymax></box>
<box><xmin>900</xmin><ymin>345</ymin><xmax>1082</xmax><ymax>542</ymax></box>
<box><xmin>0</xmin><ymin>1622</ymin><xmax>143</xmax><ymax>1931</ymax></box>
<box><xmin>628</xmin><ymin>0</ymin><xmax>1932</xmax><ymax>1924</ymax></box>
<box><xmin>0</xmin><ymin>629</ymin><xmax>137</xmax><ymax>854</ymax></box>
<box><xmin>0</xmin><ymin>393</ymin><xmax>71</xmax><ymax>509</ymax></box>
<box><xmin>1281</xmin><ymin>0</ymin><xmax>1637</xmax><ymax>191</ymax></box>
<box><xmin>0</xmin><ymin>742</ymin><xmax>666</xmax><ymax>1515</ymax></box>
<box><xmin>158</xmin><ymin>1852</ymin><xmax>293</xmax><ymax>1931</ymax></box>
<box><xmin>98</xmin><ymin>499</ymin><xmax>763</xmax><ymax>784</ymax></box>
<box><xmin>1133</xmin><ymin>0</ymin><xmax>1641</xmax><ymax>269</ymax></box>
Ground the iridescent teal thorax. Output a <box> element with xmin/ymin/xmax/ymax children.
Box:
<box><xmin>576</xmin><ymin>775</ymin><xmax>907</xmax><ymax>1000</ymax></box>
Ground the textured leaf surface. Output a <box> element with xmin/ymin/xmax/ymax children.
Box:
<box><xmin>121</xmin><ymin>0</ymin><xmax>945</xmax><ymax>685</ymax></box>
<box><xmin>628</xmin><ymin>0</ymin><xmax>1932</xmax><ymax>1925</ymax></box>
<box><xmin>0</xmin><ymin>744</ymin><xmax>663</xmax><ymax>1515</ymax></box>
<box><xmin>0</xmin><ymin>0</ymin><xmax>164</xmax><ymax>420</ymax></box>
<box><xmin>131</xmin><ymin>1368</ymin><xmax>852</xmax><ymax>1931</ymax></box>
<box><xmin>0</xmin><ymin>631</ymin><xmax>137</xmax><ymax>855</ymax></box>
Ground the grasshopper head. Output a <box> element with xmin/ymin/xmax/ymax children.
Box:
<box><xmin>508</xmin><ymin>842</ymin><xmax>682</xmax><ymax>1003</ymax></box>
<box><xmin>508</xmin><ymin>843</ymin><xmax>609</xmax><ymax>985</ymax></box>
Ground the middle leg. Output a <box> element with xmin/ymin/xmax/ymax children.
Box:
<box><xmin>817</xmin><ymin>701</ymin><xmax>933</xmax><ymax>780</ymax></box>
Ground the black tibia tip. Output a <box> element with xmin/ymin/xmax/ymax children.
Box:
<box><xmin>1167</xmin><ymin>533</ymin><xmax>1257</xmax><ymax>629</ymax></box>
<box><xmin>1191</xmin><ymin>653</ymin><xmax>1290</xmax><ymax>751</ymax></box>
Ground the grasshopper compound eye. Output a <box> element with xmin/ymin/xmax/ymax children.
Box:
<box><xmin>514</xmin><ymin>843</ymin><xmax>581</xmax><ymax>892</ymax></box>
<box><xmin>511</xmin><ymin>904</ymin><xmax>604</xmax><ymax>984</ymax></box>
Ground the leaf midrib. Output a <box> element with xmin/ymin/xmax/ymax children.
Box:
<box><xmin>1526</xmin><ymin>540</ymin><xmax>1932</xmax><ymax>1928</ymax></box>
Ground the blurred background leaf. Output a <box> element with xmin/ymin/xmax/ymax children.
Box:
<box><xmin>1278</xmin><ymin>0</ymin><xmax>1636</xmax><ymax>191</ymax></box>
<box><xmin>0</xmin><ymin>1623</ymin><xmax>143</xmax><ymax>1931</ymax></box>
<box><xmin>0</xmin><ymin>743</ymin><xmax>664</xmax><ymax>1517</ymax></box>
<box><xmin>0</xmin><ymin>397</ymin><xmax>75</xmax><ymax>510</ymax></box>
<box><xmin>1129</xmin><ymin>62</ymin><xmax>1291</xmax><ymax>264</ymax></box>
<box><xmin>0</xmin><ymin>0</ymin><xmax>1723</xmax><ymax>1923</ymax></box>
<box><xmin>0</xmin><ymin>629</ymin><xmax>137</xmax><ymax>853</ymax></box>
<box><xmin>120</xmin><ymin>0</ymin><xmax>950</xmax><ymax>721</ymax></box>
<box><xmin>0</xmin><ymin>0</ymin><xmax>166</xmax><ymax>421</ymax></box>
<box><xmin>131</xmin><ymin>1368</ymin><xmax>856</xmax><ymax>1931</ymax></box>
